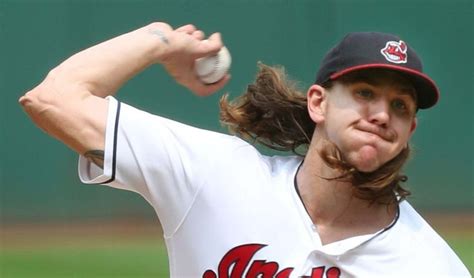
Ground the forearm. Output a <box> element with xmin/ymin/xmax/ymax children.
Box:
<box><xmin>51</xmin><ymin>23</ymin><xmax>168</xmax><ymax>98</ymax></box>
<box><xmin>19</xmin><ymin>22</ymin><xmax>227</xmax><ymax>156</ymax></box>
<box><xmin>18</xmin><ymin>23</ymin><xmax>171</xmax><ymax>154</ymax></box>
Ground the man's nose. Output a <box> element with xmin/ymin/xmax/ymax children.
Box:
<box><xmin>368</xmin><ymin>100</ymin><xmax>390</xmax><ymax>127</ymax></box>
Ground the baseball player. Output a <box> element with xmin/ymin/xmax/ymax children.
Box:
<box><xmin>20</xmin><ymin>22</ymin><xmax>470</xmax><ymax>277</ymax></box>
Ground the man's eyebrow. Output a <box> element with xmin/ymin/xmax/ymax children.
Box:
<box><xmin>350</xmin><ymin>81</ymin><xmax>417</xmax><ymax>100</ymax></box>
<box><xmin>352</xmin><ymin>80</ymin><xmax>415</xmax><ymax>91</ymax></box>
<box><xmin>397</xmin><ymin>87</ymin><xmax>417</xmax><ymax>99</ymax></box>
<box><xmin>398</xmin><ymin>89</ymin><xmax>416</xmax><ymax>95</ymax></box>
<box><xmin>349</xmin><ymin>80</ymin><xmax>377</xmax><ymax>87</ymax></box>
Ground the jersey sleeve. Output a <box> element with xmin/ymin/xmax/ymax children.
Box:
<box><xmin>78</xmin><ymin>96</ymin><xmax>247</xmax><ymax>236</ymax></box>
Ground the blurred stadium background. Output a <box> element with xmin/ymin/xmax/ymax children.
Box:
<box><xmin>1</xmin><ymin>0</ymin><xmax>472</xmax><ymax>276</ymax></box>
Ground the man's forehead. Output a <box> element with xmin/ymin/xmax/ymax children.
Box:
<box><xmin>349</xmin><ymin>72</ymin><xmax>417</xmax><ymax>95</ymax></box>
<box><xmin>351</xmin><ymin>80</ymin><xmax>415</xmax><ymax>94</ymax></box>
<box><xmin>336</xmin><ymin>69</ymin><xmax>413</xmax><ymax>87</ymax></box>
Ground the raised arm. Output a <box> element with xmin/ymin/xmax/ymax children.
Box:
<box><xmin>19</xmin><ymin>22</ymin><xmax>229</xmax><ymax>166</ymax></box>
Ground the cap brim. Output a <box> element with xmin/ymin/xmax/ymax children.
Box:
<box><xmin>330</xmin><ymin>64</ymin><xmax>439</xmax><ymax>109</ymax></box>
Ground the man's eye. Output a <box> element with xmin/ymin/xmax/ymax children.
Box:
<box><xmin>392</xmin><ymin>99</ymin><xmax>407</xmax><ymax>111</ymax></box>
<box><xmin>356</xmin><ymin>89</ymin><xmax>374</xmax><ymax>99</ymax></box>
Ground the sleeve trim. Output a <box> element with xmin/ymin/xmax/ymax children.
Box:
<box><xmin>102</xmin><ymin>100</ymin><xmax>121</xmax><ymax>184</ymax></box>
<box><xmin>77</xmin><ymin>97</ymin><xmax>121</xmax><ymax>185</ymax></box>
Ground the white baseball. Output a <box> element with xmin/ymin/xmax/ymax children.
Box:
<box><xmin>195</xmin><ymin>45</ymin><xmax>231</xmax><ymax>84</ymax></box>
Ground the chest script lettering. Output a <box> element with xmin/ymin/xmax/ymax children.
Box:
<box><xmin>202</xmin><ymin>243</ymin><xmax>341</xmax><ymax>278</ymax></box>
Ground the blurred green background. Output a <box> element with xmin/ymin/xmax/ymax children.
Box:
<box><xmin>1</xmin><ymin>0</ymin><xmax>473</xmax><ymax>276</ymax></box>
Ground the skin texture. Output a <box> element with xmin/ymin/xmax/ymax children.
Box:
<box><xmin>19</xmin><ymin>23</ymin><xmax>229</xmax><ymax>158</ymax></box>
<box><xmin>296</xmin><ymin>78</ymin><xmax>418</xmax><ymax>244</ymax></box>
<box><xmin>313</xmin><ymin>80</ymin><xmax>417</xmax><ymax>172</ymax></box>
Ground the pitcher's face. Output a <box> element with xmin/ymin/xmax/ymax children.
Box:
<box><xmin>308</xmin><ymin>77</ymin><xmax>417</xmax><ymax>172</ymax></box>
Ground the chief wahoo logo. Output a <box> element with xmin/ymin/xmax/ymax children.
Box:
<box><xmin>380</xmin><ymin>40</ymin><xmax>408</xmax><ymax>64</ymax></box>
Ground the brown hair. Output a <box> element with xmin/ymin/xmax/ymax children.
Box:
<box><xmin>220</xmin><ymin>63</ymin><xmax>412</xmax><ymax>205</ymax></box>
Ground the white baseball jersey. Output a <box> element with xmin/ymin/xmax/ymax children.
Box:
<box><xmin>79</xmin><ymin>97</ymin><xmax>470</xmax><ymax>277</ymax></box>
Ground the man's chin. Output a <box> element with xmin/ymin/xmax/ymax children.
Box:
<box><xmin>347</xmin><ymin>146</ymin><xmax>382</xmax><ymax>173</ymax></box>
<box><xmin>355</xmin><ymin>164</ymin><xmax>381</xmax><ymax>173</ymax></box>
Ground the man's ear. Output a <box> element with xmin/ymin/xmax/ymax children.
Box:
<box><xmin>307</xmin><ymin>84</ymin><xmax>327</xmax><ymax>124</ymax></box>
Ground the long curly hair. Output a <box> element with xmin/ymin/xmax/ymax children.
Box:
<box><xmin>220</xmin><ymin>63</ymin><xmax>412</xmax><ymax>205</ymax></box>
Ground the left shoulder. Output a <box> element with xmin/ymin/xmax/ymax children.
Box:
<box><xmin>396</xmin><ymin>201</ymin><xmax>453</xmax><ymax>252</ymax></box>
<box><xmin>396</xmin><ymin>201</ymin><xmax>446</xmax><ymax>242</ymax></box>
<box><xmin>392</xmin><ymin>201</ymin><xmax>470</xmax><ymax>275</ymax></box>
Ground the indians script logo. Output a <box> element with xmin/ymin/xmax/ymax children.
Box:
<box><xmin>202</xmin><ymin>244</ymin><xmax>341</xmax><ymax>278</ymax></box>
<box><xmin>380</xmin><ymin>40</ymin><xmax>408</xmax><ymax>64</ymax></box>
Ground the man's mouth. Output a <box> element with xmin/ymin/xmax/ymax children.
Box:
<box><xmin>355</xmin><ymin>122</ymin><xmax>396</xmax><ymax>142</ymax></box>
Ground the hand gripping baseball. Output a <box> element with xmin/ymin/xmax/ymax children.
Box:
<box><xmin>156</xmin><ymin>24</ymin><xmax>230</xmax><ymax>96</ymax></box>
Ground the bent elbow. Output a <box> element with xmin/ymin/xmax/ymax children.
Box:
<box><xmin>19</xmin><ymin>68</ymin><xmax>64</xmax><ymax>111</ymax></box>
<box><xmin>19</xmin><ymin>70</ymin><xmax>64</xmax><ymax>131</ymax></box>
<box><xmin>19</xmin><ymin>90</ymin><xmax>38</xmax><ymax>109</ymax></box>
<box><xmin>19</xmin><ymin>89</ymin><xmax>40</xmax><ymax>115</ymax></box>
<box><xmin>19</xmin><ymin>88</ymin><xmax>55</xmax><ymax>135</ymax></box>
<box><xmin>19</xmin><ymin>87</ymin><xmax>50</xmax><ymax>115</ymax></box>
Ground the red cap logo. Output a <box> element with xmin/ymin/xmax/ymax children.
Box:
<box><xmin>380</xmin><ymin>40</ymin><xmax>408</xmax><ymax>64</ymax></box>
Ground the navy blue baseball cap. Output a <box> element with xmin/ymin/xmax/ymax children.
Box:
<box><xmin>315</xmin><ymin>32</ymin><xmax>439</xmax><ymax>109</ymax></box>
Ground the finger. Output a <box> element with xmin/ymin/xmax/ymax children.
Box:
<box><xmin>194</xmin><ymin>74</ymin><xmax>231</xmax><ymax>97</ymax></box>
<box><xmin>175</xmin><ymin>24</ymin><xmax>196</xmax><ymax>34</ymax></box>
<box><xmin>192</xmin><ymin>30</ymin><xmax>205</xmax><ymax>40</ymax></box>
<box><xmin>195</xmin><ymin>33</ymin><xmax>223</xmax><ymax>56</ymax></box>
<box><xmin>207</xmin><ymin>32</ymin><xmax>223</xmax><ymax>48</ymax></box>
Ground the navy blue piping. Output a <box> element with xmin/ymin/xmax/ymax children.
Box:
<box><xmin>292</xmin><ymin>162</ymin><xmax>400</xmax><ymax>242</ymax></box>
<box><xmin>293</xmin><ymin>161</ymin><xmax>311</xmax><ymax>216</ymax></box>
<box><xmin>102</xmin><ymin>101</ymin><xmax>121</xmax><ymax>184</ymax></box>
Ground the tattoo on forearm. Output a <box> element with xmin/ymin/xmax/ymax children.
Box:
<box><xmin>84</xmin><ymin>150</ymin><xmax>105</xmax><ymax>169</ymax></box>
<box><xmin>150</xmin><ymin>29</ymin><xmax>169</xmax><ymax>44</ymax></box>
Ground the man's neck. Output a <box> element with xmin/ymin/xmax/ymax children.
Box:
<box><xmin>296</xmin><ymin>139</ymin><xmax>397</xmax><ymax>244</ymax></box>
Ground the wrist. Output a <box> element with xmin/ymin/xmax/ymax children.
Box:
<box><xmin>144</xmin><ymin>22</ymin><xmax>174</xmax><ymax>64</ymax></box>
